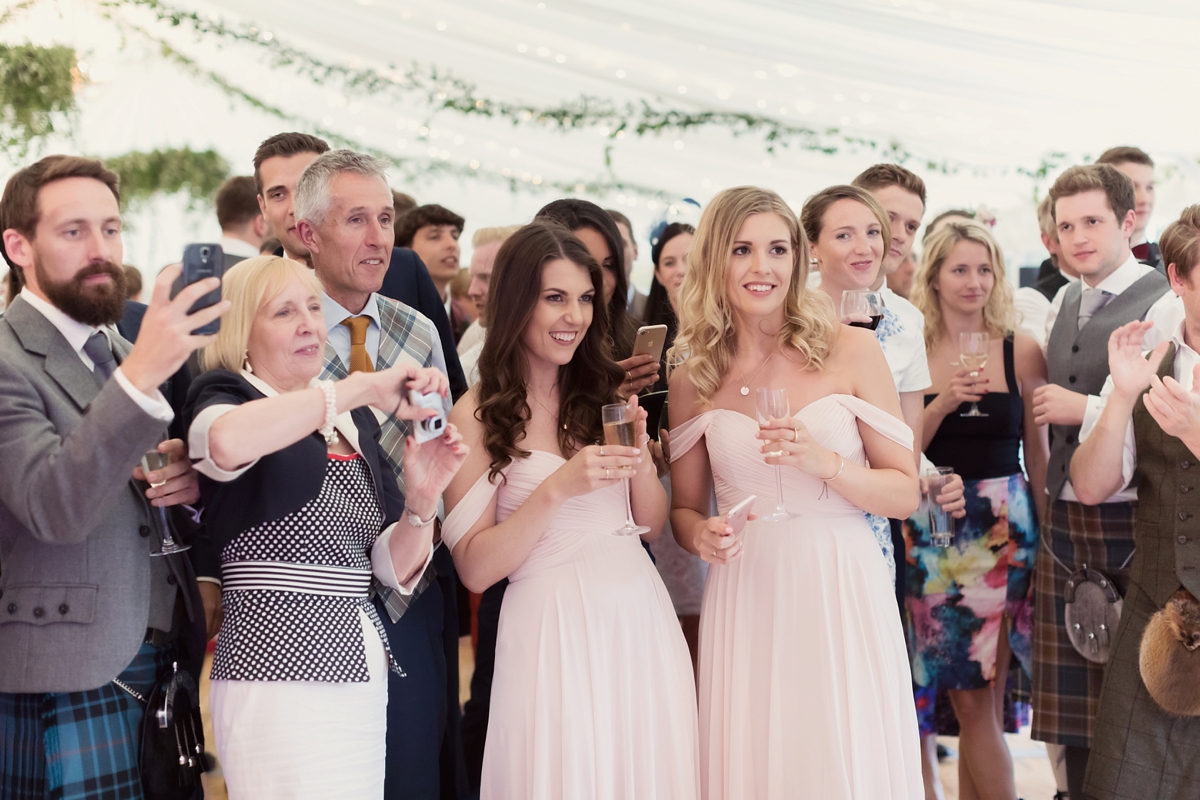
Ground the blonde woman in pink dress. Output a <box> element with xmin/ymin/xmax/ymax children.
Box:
<box><xmin>668</xmin><ymin>186</ymin><xmax>924</xmax><ymax>799</ymax></box>
<box><xmin>442</xmin><ymin>222</ymin><xmax>700</xmax><ymax>799</ymax></box>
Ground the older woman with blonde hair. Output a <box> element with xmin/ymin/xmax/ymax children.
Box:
<box><xmin>668</xmin><ymin>186</ymin><xmax>922</xmax><ymax>798</ymax></box>
<box><xmin>907</xmin><ymin>221</ymin><xmax>1048</xmax><ymax>800</ymax></box>
<box><xmin>183</xmin><ymin>255</ymin><xmax>467</xmax><ymax>799</ymax></box>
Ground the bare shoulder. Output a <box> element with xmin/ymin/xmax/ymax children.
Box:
<box><xmin>667</xmin><ymin>361</ymin><xmax>707</xmax><ymax>426</ymax></box>
<box><xmin>1012</xmin><ymin>332</ymin><xmax>1047</xmax><ymax>378</ymax></box>
<box><xmin>828</xmin><ymin>324</ymin><xmax>885</xmax><ymax>367</ymax></box>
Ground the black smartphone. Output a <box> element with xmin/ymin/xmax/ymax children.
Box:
<box><xmin>640</xmin><ymin>391</ymin><xmax>668</xmax><ymax>442</ymax></box>
<box><xmin>175</xmin><ymin>243</ymin><xmax>225</xmax><ymax>335</ymax></box>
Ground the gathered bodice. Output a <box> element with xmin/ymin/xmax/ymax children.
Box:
<box><xmin>669</xmin><ymin>393</ymin><xmax>914</xmax><ymax>520</ymax></box>
<box><xmin>442</xmin><ymin>451</ymin><xmax>634</xmax><ymax>582</ymax></box>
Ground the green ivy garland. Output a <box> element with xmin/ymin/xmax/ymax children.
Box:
<box><xmin>0</xmin><ymin>42</ymin><xmax>78</xmax><ymax>158</ymax></box>
<box><xmin>100</xmin><ymin>0</ymin><xmax>935</xmax><ymax>169</ymax></box>
<box><xmin>104</xmin><ymin>147</ymin><xmax>230</xmax><ymax>208</ymax></box>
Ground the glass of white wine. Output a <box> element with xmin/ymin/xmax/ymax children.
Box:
<box><xmin>601</xmin><ymin>403</ymin><xmax>650</xmax><ymax>536</ymax></box>
<box><xmin>959</xmin><ymin>331</ymin><xmax>990</xmax><ymax>418</ymax></box>
<box><xmin>755</xmin><ymin>387</ymin><xmax>793</xmax><ymax>522</ymax></box>
<box><xmin>141</xmin><ymin>445</ymin><xmax>191</xmax><ymax>556</ymax></box>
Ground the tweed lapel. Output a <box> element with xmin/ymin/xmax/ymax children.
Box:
<box><xmin>321</xmin><ymin>342</ymin><xmax>349</xmax><ymax>381</ymax></box>
<box><xmin>4</xmin><ymin>296</ymin><xmax>102</xmax><ymax>411</ymax></box>
<box><xmin>375</xmin><ymin>298</ymin><xmax>422</xmax><ymax>371</ymax></box>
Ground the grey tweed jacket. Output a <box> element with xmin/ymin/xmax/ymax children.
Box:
<box><xmin>0</xmin><ymin>296</ymin><xmax>178</xmax><ymax>693</ymax></box>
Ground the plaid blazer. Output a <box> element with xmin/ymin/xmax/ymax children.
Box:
<box><xmin>321</xmin><ymin>294</ymin><xmax>442</xmax><ymax>621</ymax></box>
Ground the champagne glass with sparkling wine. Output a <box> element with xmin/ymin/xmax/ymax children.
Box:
<box><xmin>959</xmin><ymin>331</ymin><xmax>990</xmax><ymax>418</ymax></box>
<box><xmin>755</xmin><ymin>387</ymin><xmax>794</xmax><ymax>522</ymax></box>
<box><xmin>141</xmin><ymin>444</ymin><xmax>191</xmax><ymax>556</ymax></box>
<box><xmin>602</xmin><ymin>403</ymin><xmax>650</xmax><ymax>536</ymax></box>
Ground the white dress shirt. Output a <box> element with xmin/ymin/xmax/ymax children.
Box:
<box><xmin>1079</xmin><ymin>321</ymin><xmax>1199</xmax><ymax>497</ymax></box>
<box><xmin>1043</xmin><ymin>254</ymin><xmax>1179</xmax><ymax>502</ymax></box>
<box><xmin>19</xmin><ymin>288</ymin><xmax>172</xmax><ymax>421</ymax></box>
<box><xmin>1013</xmin><ymin>286</ymin><xmax>1053</xmax><ymax>350</ymax></box>
<box><xmin>879</xmin><ymin>286</ymin><xmax>933</xmax><ymax>394</ymax></box>
<box><xmin>218</xmin><ymin>236</ymin><xmax>261</xmax><ymax>260</ymax></box>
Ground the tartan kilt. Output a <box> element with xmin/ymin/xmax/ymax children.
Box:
<box><xmin>1031</xmin><ymin>500</ymin><xmax>1135</xmax><ymax>748</ymax></box>
<box><xmin>1084</xmin><ymin>580</ymin><xmax>1200</xmax><ymax>799</ymax></box>
<box><xmin>0</xmin><ymin>642</ymin><xmax>175</xmax><ymax>800</ymax></box>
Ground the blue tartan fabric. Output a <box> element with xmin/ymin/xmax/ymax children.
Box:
<box><xmin>0</xmin><ymin>642</ymin><xmax>171</xmax><ymax>800</ymax></box>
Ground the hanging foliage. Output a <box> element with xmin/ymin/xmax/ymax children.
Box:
<box><xmin>0</xmin><ymin>42</ymin><xmax>79</xmax><ymax>159</ymax></box>
<box><xmin>104</xmin><ymin>147</ymin><xmax>230</xmax><ymax>208</ymax></box>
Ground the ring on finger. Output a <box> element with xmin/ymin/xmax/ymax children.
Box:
<box><xmin>605</xmin><ymin>467</ymin><xmax>612</xmax><ymax>480</ymax></box>
<box><xmin>599</xmin><ymin>446</ymin><xmax>605</xmax><ymax>456</ymax></box>
<box><xmin>793</xmin><ymin>426</ymin><xmax>799</xmax><ymax>441</ymax></box>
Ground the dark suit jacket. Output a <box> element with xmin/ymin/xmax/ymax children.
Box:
<box><xmin>1035</xmin><ymin>258</ymin><xmax>1070</xmax><ymax>302</ymax></box>
<box><xmin>379</xmin><ymin>247</ymin><xmax>467</xmax><ymax>401</ymax></box>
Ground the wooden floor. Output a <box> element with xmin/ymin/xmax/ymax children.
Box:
<box><xmin>200</xmin><ymin>640</ymin><xmax>1063</xmax><ymax>799</ymax></box>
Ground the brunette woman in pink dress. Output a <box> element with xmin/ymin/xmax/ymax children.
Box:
<box><xmin>668</xmin><ymin>186</ymin><xmax>923</xmax><ymax>799</ymax></box>
<box><xmin>441</xmin><ymin>222</ymin><xmax>699</xmax><ymax>799</ymax></box>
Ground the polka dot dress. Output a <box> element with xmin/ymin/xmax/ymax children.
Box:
<box><xmin>212</xmin><ymin>455</ymin><xmax>400</xmax><ymax>682</ymax></box>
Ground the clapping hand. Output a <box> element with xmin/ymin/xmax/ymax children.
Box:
<box><xmin>1144</xmin><ymin>361</ymin><xmax>1200</xmax><ymax>441</ymax></box>
<box><xmin>1108</xmin><ymin>321</ymin><xmax>1169</xmax><ymax>401</ymax></box>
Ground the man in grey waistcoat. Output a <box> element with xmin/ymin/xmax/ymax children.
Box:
<box><xmin>0</xmin><ymin>155</ymin><xmax>226</xmax><ymax>799</ymax></box>
<box><xmin>1028</xmin><ymin>163</ymin><xmax>1177</xmax><ymax>800</ymax></box>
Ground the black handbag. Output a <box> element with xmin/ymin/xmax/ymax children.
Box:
<box><xmin>116</xmin><ymin>660</ymin><xmax>210</xmax><ymax>799</ymax></box>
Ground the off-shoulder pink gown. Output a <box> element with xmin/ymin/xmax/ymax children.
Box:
<box><xmin>442</xmin><ymin>451</ymin><xmax>700</xmax><ymax>799</ymax></box>
<box><xmin>670</xmin><ymin>394</ymin><xmax>922</xmax><ymax>800</ymax></box>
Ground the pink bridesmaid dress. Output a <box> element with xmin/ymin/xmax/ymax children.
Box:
<box><xmin>670</xmin><ymin>394</ymin><xmax>923</xmax><ymax>800</ymax></box>
<box><xmin>442</xmin><ymin>450</ymin><xmax>700</xmax><ymax>799</ymax></box>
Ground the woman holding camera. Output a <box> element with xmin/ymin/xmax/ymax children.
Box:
<box><xmin>183</xmin><ymin>256</ymin><xmax>467</xmax><ymax>799</ymax></box>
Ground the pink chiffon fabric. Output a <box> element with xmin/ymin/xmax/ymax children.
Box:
<box><xmin>442</xmin><ymin>450</ymin><xmax>700</xmax><ymax>799</ymax></box>
<box><xmin>670</xmin><ymin>393</ymin><xmax>923</xmax><ymax>800</ymax></box>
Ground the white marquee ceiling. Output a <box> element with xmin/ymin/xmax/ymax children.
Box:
<box><xmin>3</xmin><ymin>0</ymin><xmax>1200</xmax><ymax>278</ymax></box>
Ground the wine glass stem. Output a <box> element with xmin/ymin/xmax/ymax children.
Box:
<box><xmin>156</xmin><ymin>504</ymin><xmax>175</xmax><ymax>545</ymax></box>
<box><xmin>774</xmin><ymin>465</ymin><xmax>786</xmax><ymax>513</ymax></box>
<box><xmin>622</xmin><ymin>478</ymin><xmax>637</xmax><ymax>529</ymax></box>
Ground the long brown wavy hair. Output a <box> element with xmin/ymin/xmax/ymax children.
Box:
<box><xmin>476</xmin><ymin>221</ymin><xmax>625</xmax><ymax>481</ymax></box>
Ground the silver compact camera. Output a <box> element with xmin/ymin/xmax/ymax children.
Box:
<box><xmin>409</xmin><ymin>389</ymin><xmax>447</xmax><ymax>444</ymax></box>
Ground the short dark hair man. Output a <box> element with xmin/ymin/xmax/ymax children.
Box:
<box><xmin>0</xmin><ymin>155</ymin><xmax>223</xmax><ymax>795</ymax></box>
<box><xmin>606</xmin><ymin>208</ymin><xmax>648</xmax><ymax>319</ymax></box>
<box><xmin>1029</xmin><ymin>162</ymin><xmax>1177</xmax><ymax>800</ymax></box>
<box><xmin>1097</xmin><ymin>146</ymin><xmax>1161</xmax><ymax>271</ymax></box>
<box><xmin>253</xmin><ymin>132</ymin><xmax>466</xmax><ymax>399</ymax></box>
<box><xmin>395</xmin><ymin>204</ymin><xmax>470</xmax><ymax>343</ymax></box>
<box><xmin>215</xmin><ymin>175</ymin><xmax>268</xmax><ymax>265</ymax></box>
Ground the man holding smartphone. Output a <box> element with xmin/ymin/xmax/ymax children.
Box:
<box><xmin>0</xmin><ymin>155</ymin><xmax>224</xmax><ymax>798</ymax></box>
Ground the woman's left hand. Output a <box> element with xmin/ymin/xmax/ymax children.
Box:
<box><xmin>402</xmin><ymin>422</ymin><xmax>469</xmax><ymax>515</ymax></box>
<box><xmin>756</xmin><ymin>416</ymin><xmax>839</xmax><ymax>478</ymax></box>
<box><xmin>616</xmin><ymin>354</ymin><xmax>661</xmax><ymax>399</ymax></box>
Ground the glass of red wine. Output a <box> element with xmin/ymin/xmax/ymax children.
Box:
<box><xmin>839</xmin><ymin>289</ymin><xmax>884</xmax><ymax>331</ymax></box>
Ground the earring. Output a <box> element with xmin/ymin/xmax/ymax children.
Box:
<box><xmin>242</xmin><ymin>350</ymin><xmax>253</xmax><ymax>373</ymax></box>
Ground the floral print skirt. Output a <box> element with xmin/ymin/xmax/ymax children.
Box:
<box><xmin>903</xmin><ymin>472</ymin><xmax>1037</xmax><ymax>691</ymax></box>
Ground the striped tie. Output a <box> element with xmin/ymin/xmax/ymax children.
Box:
<box><xmin>340</xmin><ymin>316</ymin><xmax>375</xmax><ymax>373</ymax></box>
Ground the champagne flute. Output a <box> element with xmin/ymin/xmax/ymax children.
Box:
<box><xmin>602</xmin><ymin>403</ymin><xmax>650</xmax><ymax>536</ymax></box>
<box><xmin>839</xmin><ymin>289</ymin><xmax>885</xmax><ymax>331</ymax></box>
<box><xmin>141</xmin><ymin>445</ymin><xmax>191</xmax><ymax>556</ymax></box>
<box><xmin>755</xmin><ymin>387</ymin><xmax>793</xmax><ymax>522</ymax></box>
<box><xmin>959</xmin><ymin>331</ymin><xmax>990</xmax><ymax>418</ymax></box>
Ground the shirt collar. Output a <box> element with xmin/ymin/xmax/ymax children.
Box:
<box><xmin>322</xmin><ymin>291</ymin><xmax>382</xmax><ymax>333</ymax></box>
<box><xmin>218</xmin><ymin>236</ymin><xmax>261</xmax><ymax>259</ymax></box>
<box><xmin>19</xmin><ymin>286</ymin><xmax>108</xmax><ymax>356</ymax></box>
<box><xmin>1088</xmin><ymin>252</ymin><xmax>1146</xmax><ymax>296</ymax></box>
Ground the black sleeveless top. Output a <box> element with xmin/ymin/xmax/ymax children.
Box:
<box><xmin>924</xmin><ymin>334</ymin><xmax>1024</xmax><ymax>481</ymax></box>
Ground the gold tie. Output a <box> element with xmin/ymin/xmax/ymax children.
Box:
<box><xmin>341</xmin><ymin>316</ymin><xmax>375</xmax><ymax>373</ymax></box>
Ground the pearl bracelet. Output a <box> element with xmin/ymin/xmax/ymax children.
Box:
<box><xmin>318</xmin><ymin>380</ymin><xmax>338</xmax><ymax>444</ymax></box>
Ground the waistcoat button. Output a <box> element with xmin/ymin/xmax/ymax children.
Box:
<box><xmin>6</xmin><ymin>603</ymin><xmax>15</xmax><ymax>614</ymax></box>
<box><xmin>32</xmin><ymin>607</ymin><xmax>44</xmax><ymax>618</ymax></box>
<box><xmin>167</xmin><ymin>574</ymin><xmax>177</xmax><ymax>586</ymax></box>
<box><xmin>1180</xmin><ymin>511</ymin><xmax>1191</xmax><ymax>521</ymax></box>
<box><xmin>1069</xmin><ymin>376</ymin><xmax>1077</xmax><ymax>383</ymax></box>
<box><xmin>1072</xmin><ymin>345</ymin><xmax>1080</xmax><ymax>353</ymax></box>
<box><xmin>58</xmin><ymin>604</ymin><xmax>69</xmax><ymax>615</ymax></box>
<box><xmin>138</xmin><ymin>525</ymin><xmax>151</xmax><ymax>538</ymax></box>
<box><xmin>1066</xmin><ymin>434</ymin><xmax>1076</xmax><ymax>444</ymax></box>
<box><xmin>1185</xmin><ymin>461</ymin><xmax>1193</xmax><ymax>470</ymax></box>
<box><xmin>1180</xmin><ymin>536</ymin><xmax>1189</xmax><ymax>544</ymax></box>
<box><xmin>1183</xmin><ymin>486</ymin><xmax>1193</xmax><ymax>494</ymax></box>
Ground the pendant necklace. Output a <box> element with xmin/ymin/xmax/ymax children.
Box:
<box><xmin>531</xmin><ymin>390</ymin><xmax>568</xmax><ymax>431</ymax></box>
<box><xmin>736</xmin><ymin>350</ymin><xmax>775</xmax><ymax>396</ymax></box>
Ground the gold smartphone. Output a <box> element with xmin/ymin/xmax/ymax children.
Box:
<box><xmin>631</xmin><ymin>324</ymin><xmax>668</xmax><ymax>363</ymax></box>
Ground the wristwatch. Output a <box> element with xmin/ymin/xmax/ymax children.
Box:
<box><xmin>406</xmin><ymin>507</ymin><xmax>437</xmax><ymax>528</ymax></box>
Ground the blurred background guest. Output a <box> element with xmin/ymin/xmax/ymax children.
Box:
<box><xmin>908</xmin><ymin>220</ymin><xmax>1048</xmax><ymax>800</ymax></box>
<box><xmin>122</xmin><ymin>264</ymin><xmax>142</xmax><ymax>301</ymax></box>
<box><xmin>395</xmin><ymin>204</ymin><xmax>470</xmax><ymax>343</ymax></box>
<box><xmin>608</xmin><ymin>208</ymin><xmax>649</xmax><ymax>319</ymax></box>
<box><xmin>1097</xmin><ymin>146</ymin><xmax>1161</xmax><ymax>271</ymax></box>
<box><xmin>459</xmin><ymin>225</ymin><xmax>519</xmax><ymax>387</ymax></box>
<box><xmin>216</xmin><ymin>175</ymin><xmax>268</xmax><ymax>268</ymax></box>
